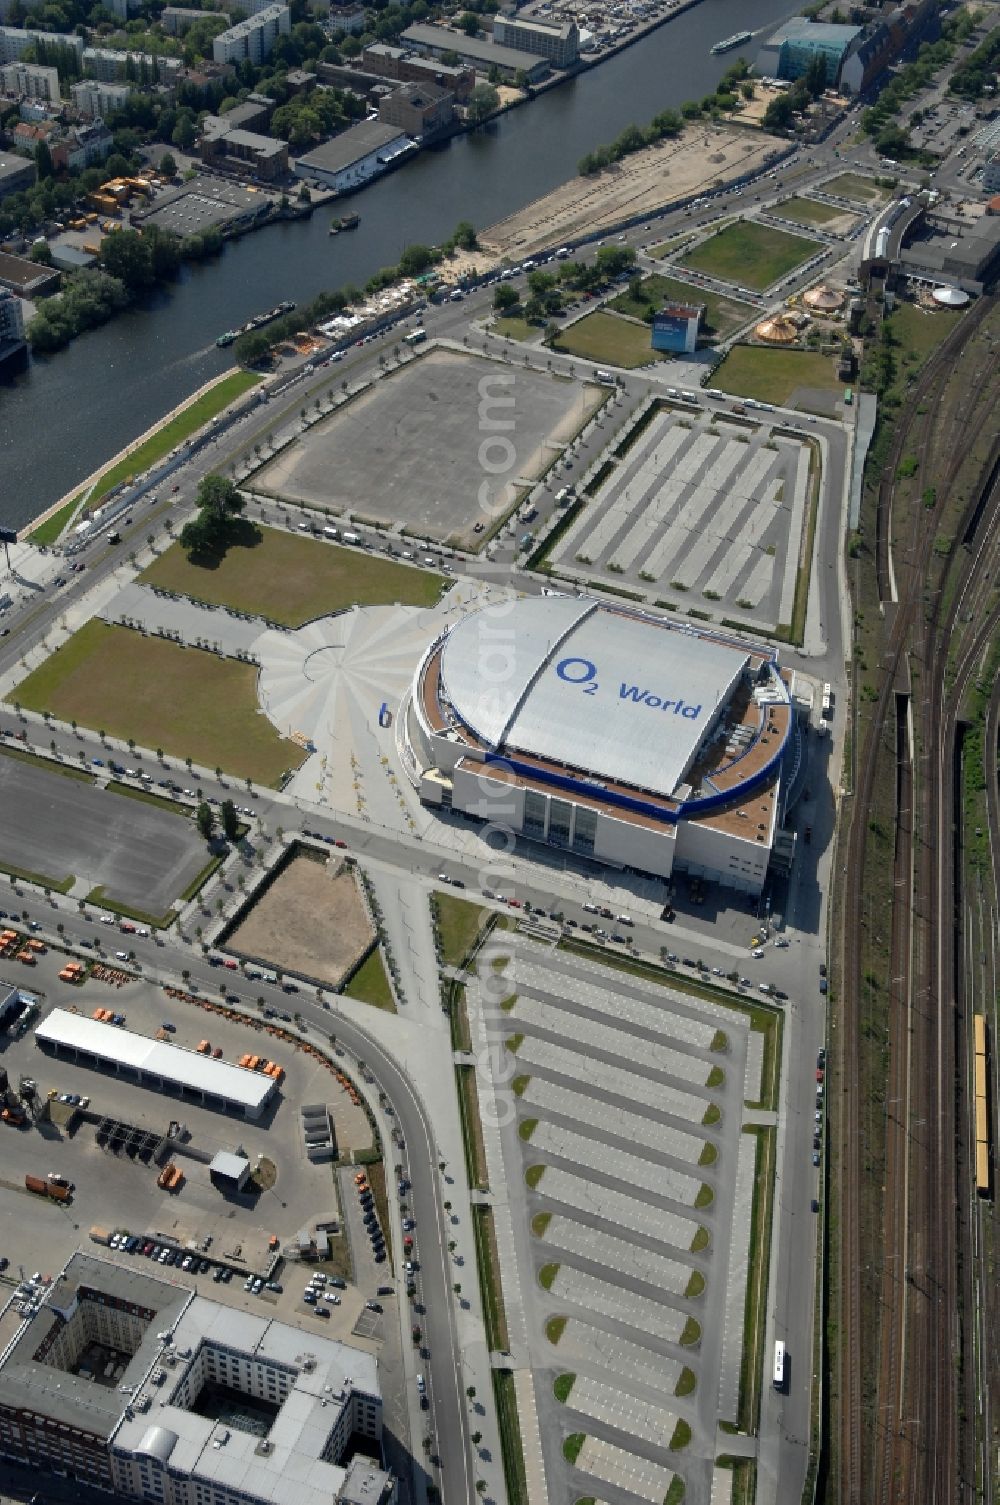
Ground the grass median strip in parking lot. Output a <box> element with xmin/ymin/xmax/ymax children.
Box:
<box><xmin>538</xmin><ymin>1261</ymin><xmax>559</xmax><ymax>1291</ymax></box>
<box><xmin>739</xmin><ymin>1125</ymin><xmax>776</xmax><ymax>1433</ymax></box>
<box><xmin>512</xmin><ymin>1074</ymin><xmax>530</xmax><ymax>1096</ymax></box>
<box><xmin>685</xmin><ymin>1270</ymin><xmax>705</xmax><ymax>1299</ymax></box>
<box><xmin>447</xmin><ymin>981</ymin><xmax>471</xmax><ymax>1051</ymax></box>
<box><xmin>10</xmin><ymin>621</ymin><xmax>305</xmax><ymax>788</ymax></box>
<box><xmin>525</xmin><ymin>1164</ymin><xmax>545</xmax><ymax>1190</ymax></box>
<box><xmin>472</xmin><ymin>1204</ymin><xmax>509</xmax><ymax>1351</ymax></box>
<box><xmin>680</xmin><ymin>1315</ymin><xmax>701</xmax><ymax>1347</ymax></box>
<box><xmin>545</xmin><ymin>1315</ymin><xmax>566</xmax><ymax>1344</ymax></box>
<box><xmin>0</xmin><ymin>861</ymin><xmax>74</xmax><ymax>893</ymax></box>
<box><xmin>84</xmin><ymin>885</ymin><xmax>176</xmax><ymax>930</ymax></box>
<box><xmin>0</xmin><ymin>744</ymin><xmax>93</xmax><ymax>783</ymax></box>
<box><xmin>532</xmin><ymin>1211</ymin><xmax>551</xmax><ymax>1237</ymax></box>
<box><xmin>142</xmin><ymin>527</ymin><xmax>444</xmax><ymax>627</ymax></box>
<box><xmin>563</xmin><ymin>1432</ymin><xmax>585</xmax><ymax>1465</ymax></box>
<box><xmin>675</xmin><ymin>1366</ymin><xmax>697</xmax><ymax>1398</ymax></box>
<box><xmin>669</xmin><ymin>1418</ymin><xmax>692</xmax><ymax>1451</ymax></box>
<box><xmin>455</xmin><ymin>1065</ymin><xmax>488</xmax><ymax>1189</ymax></box>
<box><xmin>664</xmin><ymin>1477</ymin><xmax>686</xmax><ymax>1504</ymax></box>
<box><xmin>553</xmin><ymin>1372</ymin><xmax>576</xmax><ymax>1402</ymax></box>
<box><xmin>702</xmin><ymin>1102</ymin><xmax>721</xmax><ymax>1126</ymax></box>
<box><xmin>694</xmin><ymin>1183</ymin><xmax>714</xmax><ymax>1209</ymax></box>
<box><xmin>493</xmin><ymin>1369</ymin><xmax>529</xmax><ymax>1505</ymax></box>
<box><xmin>690</xmin><ymin>1227</ymin><xmax>710</xmax><ymax>1254</ymax></box>
<box><xmin>698</xmin><ymin>1142</ymin><xmax>718</xmax><ymax>1167</ymax></box>
<box><xmin>518</xmin><ymin>1117</ymin><xmax>538</xmax><ymax>1142</ymax></box>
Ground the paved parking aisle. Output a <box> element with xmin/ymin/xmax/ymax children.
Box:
<box><xmin>565</xmin><ymin>1372</ymin><xmax>679</xmax><ymax>1451</ymax></box>
<box><xmin>541</xmin><ymin>1216</ymin><xmax>695</xmax><ymax>1299</ymax></box>
<box><xmin>560</xmin><ymin>1318</ymin><xmax>684</xmax><ymax>1395</ymax></box>
<box><xmin>718</xmin><ymin>1132</ymin><xmax>757</xmax><ymax>1423</ymax></box>
<box><xmin>515</xmin><ymin>1036</ymin><xmax>712</xmax><ymax>1121</ymax></box>
<box><xmin>550</xmin><ymin>1266</ymin><xmax>687</xmax><ymax>1344</ymax></box>
<box><xmin>522</xmin><ymin>1076</ymin><xmax>707</xmax><ymax>1163</ymax></box>
<box><xmin>744</xmin><ymin>1030</ymin><xmax>764</xmax><ymax>1102</ymax></box>
<box><xmin>530</xmin><ymin>1121</ymin><xmax>704</xmax><ymax>1205</ymax></box>
<box><xmin>535</xmin><ymin>1165</ymin><xmax>706</xmax><ymax>1250</ymax></box>
<box><xmin>575</xmin><ymin>1435</ymin><xmax>678</xmax><ymax>1505</ymax></box>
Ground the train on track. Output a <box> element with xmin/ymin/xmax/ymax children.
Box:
<box><xmin>974</xmin><ymin>1012</ymin><xmax>991</xmax><ymax>1197</ymax></box>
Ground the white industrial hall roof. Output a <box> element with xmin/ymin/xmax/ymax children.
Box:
<box><xmin>34</xmin><ymin>1010</ymin><xmax>275</xmax><ymax>1115</ymax></box>
<box><xmin>439</xmin><ymin>596</ymin><xmax>750</xmax><ymax>798</ymax></box>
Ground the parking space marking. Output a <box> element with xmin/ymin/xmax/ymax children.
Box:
<box><xmin>543</xmin><ymin>1216</ymin><xmax>693</xmax><ymax>1302</ymax></box>
<box><xmin>576</xmin><ymin>1434</ymin><xmax>677</xmax><ymax>1505</ymax></box>
<box><xmin>522</xmin><ymin>1077</ymin><xmax>706</xmax><ymax>1164</ymax></box>
<box><xmin>526</xmin><ymin>969</ymin><xmax>720</xmax><ymax>1052</ymax></box>
<box><xmin>516</xmin><ymin>1036</ymin><xmax>710</xmax><ymax>1123</ymax></box>
<box><xmin>513</xmin><ymin>997</ymin><xmax>711</xmax><ymax>1086</ymax></box>
<box><xmin>567</xmin><ymin>1371</ymin><xmax>679</xmax><ymax>1451</ymax></box>
<box><xmin>531</xmin><ymin>1120</ymin><xmax>703</xmax><ymax>1206</ymax></box>
<box><xmin>744</xmin><ymin>1030</ymin><xmax>764</xmax><ymax>1103</ymax></box>
<box><xmin>551</xmin><ymin>1265</ymin><xmax>686</xmax><ymax>1344</ymax></box>
<box><xmin>538</xmin><ymin>1165</ymin><xmax>703</xmax><ymax>1249</ymax></box>
<box><xmin>561</xmin><ymin>1317</ymin><xmax>683</xmax><ymax>1395</ymax></box>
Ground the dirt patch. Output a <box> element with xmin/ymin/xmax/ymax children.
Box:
<box><xmin>476</xmin><ymin>125</ymin><xmax>787</xmax><ymax>263</ymax></box>
<box><xmin>228</xmin><ymin>850</ymin><xmax>373</xmax><ymax>987</ymax></box>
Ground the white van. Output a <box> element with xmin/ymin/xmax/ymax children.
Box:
<box><xmin>342</xmin><ymin>531</ymin><xmax>360</xmax><ymax>545</ymax></box>
<box><xmin>322</xmin><ymin>525</ymin><xmax>339</xmax><ymax>539</ymax></box>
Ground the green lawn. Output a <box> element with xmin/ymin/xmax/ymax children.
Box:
<box><xmin>9</xmin><ymin>620</ymin><xmax>305</xmax><ymax>787</ymax></box>
<box><xmin>344</xmin><ymin>946</ymin><xmax>396</xmax><ymax>1011</ymax></box>
<box><xmin>553</xmin><ymin>310</ymin><xmax>667</xmax><ymax>370</ymax></box>
<box><xmin>142</xmin><ymin>526</ymin><xmax>444</xmax><ymax>626</ymax></box>
<box><xmin>435</xmin><ymin>892</ymin><xmax>489</xmax><ymax>967</ymax></box>
<box><xmin>84</xmin><ymin>371</ymin><xmax>262</xmax><ymax>507</ymax></box>
<box><xmin>776</xmin><ymin>196</ymin><xmax>852</xmax><ymax>227</ymax></box>
<box><xmin>680</xmin><ymin>221</ymin><xmax>817</xmax><ymax>291</ymax></box>
<box><xmin>29</xmin><ymin>495</ymin><xmax>83</xmax><ymax>547</ymax></box>
<box><xmin>888</xmin><ymin>301</ymin><xmax>963</xmax><ymax>370</ymax></box>
<box><xmin>610</xmin><ymin>274</ymin><xmax>752</xmax><ymax>343</ymax></box>
<box><xmin>493</xmin><ymin>315</ymin><xmax>539</xmax><ymax>342</ymax></box>
<box><xmin>711</xmin><ymin>345</ymin><xmax>841</xmax><ymax>405</ymax></box>
<box><xmin>823</xmin><ymin>171</ymin><xmax>888</xmax><ymax>203</ymax></box>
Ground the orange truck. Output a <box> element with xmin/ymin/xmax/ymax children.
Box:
<box><xmin>16</xmin><ymin>950</ymin><xmax>36</xmax><ymax>965</ymax></box>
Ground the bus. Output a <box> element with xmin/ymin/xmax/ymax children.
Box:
<box><xmin>844</xmin><ymin>387</ymin><xmax>854</xmax><ymax>406</ymax></box>
<box><xmin>773</xmin><ymin>1339</ymin><xmax>786</xmax><ymax>1391</ymax></box>
<box><xmin>821</xmin><ymin>682</ymin><xmax>833</xmax><ymax>720</ymax></box>
<box><xmin>404</xmin><ymin>329</ymin><xmax>427</xmax><ymax>346</ymax></box>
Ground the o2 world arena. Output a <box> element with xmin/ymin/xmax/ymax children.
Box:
<box><xmin>404</xmin><ymin>595</ymin><xmax>803</xmax><ymax>894</ymax></box>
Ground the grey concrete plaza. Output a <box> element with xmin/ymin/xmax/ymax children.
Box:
<box><xmin>255</xmin><ymin>349</ymin><xmax>600</xmax><ymax>546</ymax></box>
<box><xmin>549</xmin><ymin>402</ymin><xmax>811</xmax><ymax>630</ymax></box>
<box><xmin>489</xmin><ymin>940</ymin><xmax>772</xmax><ymax>1505</ymax></box>
<box><xmin>0</xmin><ymin>753</ymin><xmax>207</xmax><ymax>912</ymax></box>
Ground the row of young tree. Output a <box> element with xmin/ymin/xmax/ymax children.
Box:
<box><xmin>577</xmin><ymin>60</ymin><xmax>755</xmax><ymax>176</ymax></box>
<box><xmin>494</xmin><ymin>244</ymin><xmax>637</xmax><ymax>325</ymax></box>
<box><xmin>231</xmin><ymin>220</ymin><xmax>479</xmax><ymax>366</ymax></box>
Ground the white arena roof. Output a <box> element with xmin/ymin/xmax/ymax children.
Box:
<box><xmin>34</xmin><ymin>1010</ymin><xmax>275</xmax><ymax>1116</ymax></box>
<box><xmin>439</xmin><ymin>597</ymin><xmax>750</xmax><ymax>798</ymax></box>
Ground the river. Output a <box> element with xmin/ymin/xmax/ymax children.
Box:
<box><xmin>3</xmin><ymin>0</ymin><xmax>795</xmax><ymax>526</ymax></box>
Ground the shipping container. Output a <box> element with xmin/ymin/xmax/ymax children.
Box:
<box><xmin>25</xmin><ymin>1174</ymin><xmax>47</xmax><ymax>1195</ymax></box>
<box><xmin>90</xmin><ymin>1226</ymin><xmax>112</xmax><ymax>1245</ymax></box>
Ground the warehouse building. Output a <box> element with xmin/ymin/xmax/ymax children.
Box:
<box><xmin>405</xmin><ymin>596</ymin><xmax>799</xmax><ymax>894</ymax></box>
<box><xmin>294</xmin><ymin>118</ymin><xmax>412</xmax><ymax>190</ymax></box>
<box><xmin>34</xmin><ymin>1010</ymin><xmax>277</xmax><ymax>1119</ymax></box>
<box><xmin>400</xmin><ymin>22</ymin><xmax>549</xmax><ymax>81</ymax></box>
<box><xmin>491</xmin><ymin>15</ymin><xmax>579</xmax><ymax>66</ymax></box>
<box><xmin>0</xmin><ymin>1252</ymin><xmax>395</xmax><ymax>1505</ymax></box>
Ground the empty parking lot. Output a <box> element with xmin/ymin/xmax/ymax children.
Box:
<box><xmin>489</xmin><ymin>940</ymin><xmax>770</xmax><ymax>1505</ymax></box>
<box><xmin>550</xmin><ymin>400</ymin><xmax>812</xmax><ymax>629</ymax></box>
<box><xmin>0</xmin><ymin>752</ymin><xmax>209</xmax><ymax>913</ymax></box>
<box><xmin>254</xmin><ymin>348</ymin><xmax>602</xmax><ymax>546</ymax></box>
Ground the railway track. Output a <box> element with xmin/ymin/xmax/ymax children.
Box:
<box><xmin>837</xmin><ymin>294</ymin><xmax>998</xmax><ymax>1505</ymax></box>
